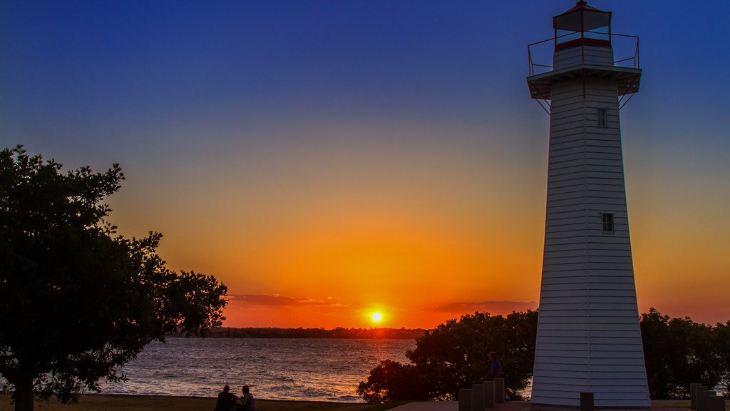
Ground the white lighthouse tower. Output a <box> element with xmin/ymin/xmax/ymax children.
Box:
<box><xmin>527</xmin><ymin>2</ymin><xmax>650</xmax><ymax>409</ymax></box>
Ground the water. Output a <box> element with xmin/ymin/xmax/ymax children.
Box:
<box><xmin>99</xmin><ymin>338</ymin><xmax>415</xmax><ymax>402</ymax></box>
<box><xmin>8</xmin><ymin>338</ymin><xmax>724</xmax><ymax>401</ymax></box>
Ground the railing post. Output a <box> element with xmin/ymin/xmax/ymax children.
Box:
<box><xmin>707</xmin><ymin>395</ymin><xmax>725</xmax><ymax>411</ymax></box>
<box><xmin>493</xmin><ymin>378</ymin><xmax>504</xmax><ymax>403</ymax></box>
<box><xmin>699</xmin><ymin>390</ymin><xmax>716</xmax><ymax>411</ymax></box>
<box><xmin>693</xmin><ymin>385</ymin><xmax>708</xmax><ymax>410</ymax></box>
<box><xmin>483</xmin><ymin>381</ymin><xmax>495</xmax><ymax>408</ymax></box>
<box><xmin>471</xmin><ymin>384</ymin><xmax>484</xmax><ymax>411</ymax></box>
<box><xmin>690</xmin><ymin>383</ymin><xmax>701</xmax><ymax>409</ymax></box>
<box><xmin>459</xmin><ymin>389</ymin><xmax>472</xmax><ymax>411</ymax></box>
<box><xmin>580</xmin><ymin>392</ymin><xmax>594</xmax><ymax>411</ymax></box>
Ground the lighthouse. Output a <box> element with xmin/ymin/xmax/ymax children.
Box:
<box><xmin>527</xmin><ymin>2</ymin><xmax>650</xmax><ymax>409</ymax></box>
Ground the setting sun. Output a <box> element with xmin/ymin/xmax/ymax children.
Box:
<box><xmin>371</xmin><ymin>312</ymin><xmax>382</xmax><ymax>323</ymax></box>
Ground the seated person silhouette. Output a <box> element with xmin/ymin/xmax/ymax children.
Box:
<box><xmin>215</xmin><ymin>385</ymin><xmax>236</xmax><ymax>411</ymax></box>
<box><xmin>236</xmin><ymin>386</ymin><xmax>255</xmax><ymax>411</ymax></box>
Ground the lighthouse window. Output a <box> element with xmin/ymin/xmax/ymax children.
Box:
<box><xmin>597</xmin><ymin>108</ymin><xmax>608</xmax><ymax>127</ymax></box>
<box><xmin>602</xmin><ymin>213</ymin><xmax>615</xmax><ymax>233</ymax></box>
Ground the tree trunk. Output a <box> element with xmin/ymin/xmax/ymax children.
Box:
<box><xmin>13</xmin><ymin>376</ymin><xmax>34</xmax><ymax>411</ymax></box>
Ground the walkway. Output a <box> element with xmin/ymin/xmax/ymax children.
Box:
<box><xmin>391</xmin><ymin>401</ymin><xmax>530</xmax><ymax>411</ymax></box>
<box><xmin>390</xmin><ymin>400</ymin><xmax>694</xmax><ymax>411</ymax></box>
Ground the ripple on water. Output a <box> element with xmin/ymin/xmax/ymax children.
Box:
<box><xmin>99</xmin><ymin>338</ymin><xmax>414</xmax><ymax>402</ymax></box>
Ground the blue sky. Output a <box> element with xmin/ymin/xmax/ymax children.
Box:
<box><xmin>2</xmin><ymin>1</ymin><xmax>729</xmax><ymax>327</ymax></box>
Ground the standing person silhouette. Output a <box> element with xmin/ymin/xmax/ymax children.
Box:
<box><xmin>486</xmin><ymin>352</ymin><xmax>507</xmax><ymax>401</ymax></box>
<box><xmin>486</xmin><ymin>352</ymin><xmax>502</xmax><ymax>380</ymax></box>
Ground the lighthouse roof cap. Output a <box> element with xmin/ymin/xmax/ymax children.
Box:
<box><xmin>562</xmin><ymin>1</ymin><xmax>604</xmax><ymax>15</ymax></box>
<box><xmin>554</xmin><ymin>1</ymin><xmax>611</xmax><ymax>32</ymax></box>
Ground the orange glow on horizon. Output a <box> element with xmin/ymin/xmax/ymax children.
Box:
<box><xmin>109</xmin><ymin>127</ymin><xmax>729</xmax><ymax>331</ymax></box>
<box><xmin>6</xmin><ymin>1</ymin><xmax>730</xmax><ymax>334</ymax></box>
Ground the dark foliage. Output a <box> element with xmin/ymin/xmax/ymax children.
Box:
<box><xmin>640</xmin><ymin>308</ymin><xmax>728</xmax><ymax>399</ymax></box>
<box><xmin>358</xmin><ymin>311</ymin><xmax>538</xmax><ymax>403</ymax></box>
<box><xmin>715</xmin><ymin>321</ymin><xmax>730</xmax><ymax>397</ymax></box>
<box><xmin>0</xmin><ymin>146</ymin><xmax>228</xmax><ymax>411</ymax></box>
<box><xmin>356</xmin><ymin>360</ymin><xmax>432</xmax><ymax>403</ymax></box>
<box><xmin>359</xmin><ymin>308</ymin><xmax>730</xmax><ymax>403</ymax></box>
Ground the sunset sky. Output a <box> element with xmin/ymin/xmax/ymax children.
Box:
<box><xmin>2</xmin><ymin>1</ymin><xmax>728</xmax><ymax>329</ymax></box>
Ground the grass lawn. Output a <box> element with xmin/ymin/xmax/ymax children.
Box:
<box><xmin>2</xmin><ymin>394</ymin><xmax>726</xmax><ymax>411</ymax></box>
<box><xmin>651</xmin><ymin>401</ymin><xmax>692</xmax><ymax>409</ymax></box>
<box><xmin>0</xmin><ymin>395</ymin><xmax>406</xmax><ymax>411</ymax></box>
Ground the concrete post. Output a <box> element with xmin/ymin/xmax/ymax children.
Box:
<box><xmin>472</xmin><ymin>384</ymin><xmax>484</xmax><ymax>411</ymax></box>
<box><xmin>459</xmin><ymin>389</ymin><xmax>472</xmax><ymax>411</ymax></box>
<box><xmin>699</xmin><ymin>390</ymin><xmax>716</xmax><ymax>411</ymax></box>
<box><xmin>707</xmin><ymin>395</ymin><xmax>725</xmax><ymax>411</ymax></box>
<box><xmin>690</xmin><ymin>383</ymin><xmax>701</xmax><ymax>409</ymax></box>
<box><xmin>493</xmin><ymin>378</ymin><xmax>504</xmax><ymax>403</ymax></box>
<box><xmin>482</xmin><ymin>381</ymin><xmax>495</xmax><ymax>408</ymax></box>
<box><xmin>580</xmin><ymin>392</ymin><xmax>594</xmax><ymax>411</ymax></box>
<box><xmin>694</xmin><ymin>386</ymin><xmax>708</xmax><ymax>411</ymax></box>
<box><xmin>693</xmin><ymin>385</ymin><xmax>708</xmax><ymax>410</ymax></box>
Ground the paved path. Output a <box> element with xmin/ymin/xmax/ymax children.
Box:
<box><xmin>390</xmin><ymin>400</ymin><xmax>695</xmax><ymax>411</ymax></box>
<box><xmin>390</xmin><ymin>401</ymin><xmax>530</xmax><ymax>411</ymax></box>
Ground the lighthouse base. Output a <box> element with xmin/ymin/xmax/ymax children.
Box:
<box><xmin>532</xmin><ymin>405</ymin><xmax>650</xmax><ymax>411</ymax></box>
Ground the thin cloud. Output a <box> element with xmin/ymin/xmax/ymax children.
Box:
<box><xmin>227</xmin><ymin>294</ymin><xmax>351</xmax><ymax>310</ymax></box>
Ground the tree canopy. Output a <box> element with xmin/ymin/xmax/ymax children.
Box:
<box><xmin>358</xmin><ymin>309</ymin><xmax>730</xmax><ymax>403</ymax></box>
<box><xmin>640</xmin><ymin>309</ymin><xmax>730</xmax><ymax>399</ymax></box>
<box><xmin>0</xmin><ymin>146</ymin><xmax>228</xmax><ymax>411</ymax></box>
<box><xmin>357</xmin><ymin>311</ymin><xmax>538</xmax><ymax>403</ymax></box>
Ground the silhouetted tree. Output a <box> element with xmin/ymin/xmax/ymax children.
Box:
<box><xmin>357</xmin><ymin>360</ymin><xmax>432</xmax><ymax>403</ymax></box>
<box><xmin>0</xmin><ymin>146</ymin><xmax>228</xmax><ymax>411</ymax></box>
<box><xmin>640</xmin><ymin>308</ymin><xmax>726</xmax><ymax>399</ymax></box>
<box><xmin>360</xmin><ymin>308</ymin><xmax>730</xmax><ymax>403</ymax></box>
<box><xmin>714</xmin><ymin>321</ymin><xmax>730</xmax><ymax>397</ymax></box>
<box><xmin>358</xmin><ymin>311</ymin><xmax>538</xmax><ymax>402</ymax></box>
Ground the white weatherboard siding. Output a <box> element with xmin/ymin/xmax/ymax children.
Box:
<box><xmin>529</xmin><ymin>69</ymin><xmax>651</xmax><ymax>408</ymax></box>
<box><xmin>553</xmin><ymin>46</ymin><xmax>614</xmax><ymax>68</ymax></box>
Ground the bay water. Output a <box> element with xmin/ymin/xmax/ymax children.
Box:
<box><xmin>100</xmin><ymin>337</ymin><xmax>415</xmax><ymax>402</ymax></box>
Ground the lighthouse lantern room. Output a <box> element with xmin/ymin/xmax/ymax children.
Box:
<box><xmin>554</xmin><ymin>0</ymin><xmax>611</xmax><ymax>50</ymax></box>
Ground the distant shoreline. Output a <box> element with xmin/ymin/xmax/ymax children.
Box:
<box><xmin>185</xmin><ymin>327</ymin><xmax>429</xmax><ymax>340</ymax></box>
